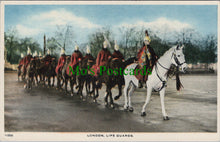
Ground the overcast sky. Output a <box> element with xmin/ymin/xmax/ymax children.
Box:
<box><xmin>5</xmin><ymin>5</ymin><xmax>218</xmax><ymax>50</ymax></box>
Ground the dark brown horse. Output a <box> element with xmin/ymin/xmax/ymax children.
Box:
<box><xmin>61</xmin><ymin>56</ymin><xmax>77</xmax><ymax>95</ymax></box>
<box><xmin>90</xmin><ymin>58</ymin><xmax>124</xmax><ymax>108</ymax></box>
<box><xmin>77</xmin><ymin>58</ymin><xmax>96</xmax><ymax>100</ymax></box>
<box><xmin>24</xmin><ymin>59</ymin><xmax>36</xmax><ymax>89</ymax></box>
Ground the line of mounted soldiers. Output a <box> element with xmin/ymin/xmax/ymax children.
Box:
<box><xmin>17</xmin><ymin>30</ymin><xmax>158</xmax><ymax>106</ymax></box>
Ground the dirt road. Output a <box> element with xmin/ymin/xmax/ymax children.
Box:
<box><xmin>4</xmin><ymin>72</ymin><xmax>217</xmax><ymax>132</ymax></box>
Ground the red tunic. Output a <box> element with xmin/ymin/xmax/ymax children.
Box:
<box><xmin>112</xmin><ymin>50</ymin><xmax>124</xmax><ymax>60</ymax></box>
<box><xmin>67</xmin><ymin>51</ymin><xmax>83</xmax><ymax>75</ymax></box>
<box><xmin>91</xmin><ymin>48</ymin><xmax>112</xmax><ymax>76</ymax></box>
<box><xmin>23</xmin><ymin>55</ymin><xmax>32</xmax><ymax>66</ymax></box>
<box><xmin>71</xmin><ymin>51</ymin><xmax>83</xmax><ymax>66</ymax></box>
<box><xmin>96</xmin><ymin>48</ymin><xmax>111</xmax><ymax>67</ymax></box>
<box><xmin>56</xmin><ymin>55</ymin><xmax>66</xmax><ymax>74</ymax></box>
<box><xmin>18</xmin><ymin>58</ymin><xmax>24</xmax><ymax>70</ymax></box>
<box><xmin>19</xmin><ymin>58</ymin><xmax>25</xmax><ymax>66</ymax></box>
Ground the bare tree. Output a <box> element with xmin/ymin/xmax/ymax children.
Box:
<box><xmin>118</xmin><ymin>26</ymin><xmax>136</xmax><ymax>59</ymax></box>
<box><xmin>54</xmin><ymin>25</ymin><xmax>75</xmax><ymax>53</ymax></box>
<box><xmin>88</xmin><ymin>27</ymin><xmax>113</xmax><ymax>57</ymax></box>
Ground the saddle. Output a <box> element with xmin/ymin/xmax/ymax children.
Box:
<box><xmin>134</xmin><ymin>64</ymin><xmax>152</xmax><ymax>82</ymax></box>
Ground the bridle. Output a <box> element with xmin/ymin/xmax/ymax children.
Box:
<box><xmin>153</xmin><ymin>50</ymin><xmax>186</xmax><ymax>92</ymax></box>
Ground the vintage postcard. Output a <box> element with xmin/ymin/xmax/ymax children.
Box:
<box><xmin>0</xmin><ymin>1</ymin><xmax>219</xmax><ymax>141</ymax></box>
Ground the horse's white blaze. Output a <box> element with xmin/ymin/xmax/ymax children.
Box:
<box><xmin>124</xmin><ymin>45</ymin><xmax>187</xmax><ymax>118</ymax></box>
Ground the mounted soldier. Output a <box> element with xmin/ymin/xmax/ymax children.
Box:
<box><xmin>66</xmin><ymin>44</ymin><xmax>83</xmax><ymax>75</ymax></box>
<box><xmin>137</xmin><ymin>30</ymin><xmax>157</xmax><ymax>88</ymax></box>
<box><xmin>23</xmin><ymin>47</ymin><xmax>32</xmax><ymax>67</ymax></box>
<box><xmin>42</xmin><ymin>49</ymin><xmax>53</xmax><ymax>66</ymax></box>
<box><xmin>33</xmin><ymin>51</ymin><xmax>38</xmax><ymax>60</ymax></box>
<box><xmin>112</xmin><ymin>40</ymin><xmax>124</xmax><ymax>61</ymax></box>
<box><xmin>17</xmin><ymin>53</ymin><xmax>25</xmax><ymax>81</ymax></box>
<box><xmin>91</xmin><ymin>40</ymin><xmax>112</xmax><ymax>77</ymax></box>
<box><xmin>84</xmin><ymin>45</ymin><xmax>94</xmax><ymax>61</ymax></box>
<box><xmin>56</xmin><ymin>48</ymin><xmax>66</xmax><ymax>74</ymax></box>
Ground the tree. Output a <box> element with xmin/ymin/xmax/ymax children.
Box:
<box><xmin>88</xmin><ymin>27</ymin><xmax>113</xmax><ymax>58</ymax></box>
<box><xmin>4</xmin><ymin>28</ymin><xmax>19</xmax><ymax>63</ymax></box>
<box><xmin>118</xmin><ymin>26</ymin><xmax>136</xmax><ymax>59</ymax></box>
<box><xmin>54</xmin><ymin>25</ymin><xmax>75</xmax><ymax>53</ymax></box>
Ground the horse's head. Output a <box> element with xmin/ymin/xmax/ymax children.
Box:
<box><xmin>172</xmin><ymin>45</ymin><xmax>187</xmax><ymax>73</ymax></box>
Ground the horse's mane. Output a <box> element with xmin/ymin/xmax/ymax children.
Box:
<box><xmin>161</xmin><ymin>46</ymin><xmax>176</xmax><ymax>58</ymax></box>
<box><xmin>162</xmin><ymin>45</ymin><xmax>183</xmax><ymax>91</ymax></box>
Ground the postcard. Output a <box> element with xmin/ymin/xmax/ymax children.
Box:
<box><xmin>0</xmin><ymin>1</ymin><xmax>219</xmax><ymax>141</ymax></box>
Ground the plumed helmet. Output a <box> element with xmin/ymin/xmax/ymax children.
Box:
<box><xmin>86</xmin><ymin>45</ymin><xmax>91</xmax><ymax>54</ymax></box>
<box><xmin>21</xmin><ymin>53</ymin><xmax>24</xmax><ymax>58</ymax></box>
<box><xmin>27</xmin><ymin>46</ymin><xmax>32</xmax><ymax>55</ymax></box>
<box><xmin>75</xmin><ymin>45</ymin><xmax>79</xmax><ymax>51</ymax></box>
<box><xmin>47</xmin><ymin>49</ymin><xmax>51</xmax><ymax>55</ymax></box>
<box><xmin>33</xmin><ymin>51</ymin><xmax>38</xmax><ymax>57</ymax></box>
<box><xmin>103</xmin><ymin>40</ymin><xmax>108</xmax><ymax>49</ymax></box>
<box><xmin>60</xmin><ymin>48</ymin><xmax>65</xmax><ymax>55</ymax></box>
<box><xmin>114</xmin><ymin>40</ymin><xmax>119</xmax><ymax>51</ymax></box>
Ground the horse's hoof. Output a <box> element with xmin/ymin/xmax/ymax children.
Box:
<box><xmin>71</xmin><ymin>93</ymin><xmax>74</xmax><ymax>97</ymax></box>
<box><xmin>163</xmin><ymin>116</ymin><xmax>169</xmax><ymax>120</ymax></box>
<box><xmin>95</xmin><ymin>94</ymin><xmax>99</xmax><ymax>99</ymax></box>
<box><xmin>104</xmin><ymin>102</ymin><xmax>108</xmax><ymax>106</ymax></box>
<box><xmin>114</xmin><ymin>95</ymin><xmax>120</xmax><ymax>100</ymax></box>
<box><xmin>141</xmin><ymin>112</ymin><xmax>146</xmax><ymax>116</ymax></box>
<box><xmin>110</xmin><ymin>104</ymin><xmax>115</xmax><ymax>109</ymax></box>
<box><xmin>93</xmin><ymin>99</ymin><xmax>97</xmax><ymax>103</ymax></box>
<box><xmin>124</xmin><ymin>106</ymin><xmax>129</xmax><ymax>111</ymax></box>
<box><xmin>83</xmin><ymin>98</ymin><xmax>86</xmax><ymax>101</ymax></box>
<box><xmin>129</xmin><ymin>107</ymin><xmax>134</xmax><ymax>112</ymax></box>
<box><xmin>24</xmin><ymin>84</ymin><xmax>27</xmax><ymax>89</ymax></box>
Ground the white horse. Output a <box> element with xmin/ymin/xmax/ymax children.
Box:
<box><xmin>123</xmin><ymin>45</ymin><xmax>187</xmax><ymax>120</ymax></box>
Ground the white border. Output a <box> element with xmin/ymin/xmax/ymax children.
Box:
<box><xmin>0</xmin><ymin>1</ymin><xmax>219</xmax><ymax>141</ymax></box>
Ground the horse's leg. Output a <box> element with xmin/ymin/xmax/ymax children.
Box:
<box><xmin>127</xmin><ymin>84</ymin><xmax>135</xmax><ymax>112</ymax></box>
<box><xmin>141</xmin><ymin>87</ymin><xmax>153</xmax><ymax>116</ymax></box>
<box><xmin>104</xmin><ymin>91</ymin><xmax>109</xmax><ymax>106</ymax></box>
<box><xmin>123</xmin><ymin>83</ymin><xmax>129</xmax><ymax>110</ymax></box>
<box><xmin>85</xmin><ymin>78</ymin><xmax>89</xmax><ymax>95</ymax></box>
<box><xmin>70</xmin><ymin>77</ymin><xmax>74</xmax><ymax>96</ymax></box>
<box><xmin>52</xmin><ymin>75</ymin><xmax>55</xmax><ymax>87</ymax></box>
<box><xmin>48</xmin><ymin>75</ymin><xmax>51</xmax><ymax>88</ymax></box>
<box><xmin>35</xmin><ymin>74</ymin><xmax>38</xmax><ymax>86</ymax></box>
<box><xmin>109</xmin><ymin>90</ymin><xmax>114</xmax><ymax>109</ymax></box>
<box><xmin>57</xmin><ymin>74</ymin><xmax>60</xmax><ymax>89</ymax></box>
<box><xmin>160</xmin><ymin>88</ymin><xmax>169</xmax><ymax>120</ymax></box>
<box><xmin>114</xmin><ymin>83</ymin><xmax>122</xmax><ymax>100</ymax></box>
<box><xmin>64</xmin><ymin>78</ymin><xmax>68</xmax><ymax>95</ymax></box>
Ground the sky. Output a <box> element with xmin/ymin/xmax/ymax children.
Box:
<box><xmin>4</xmin><ymin>5</ymin><xmax>218</xmax><ymax>51</ymax></box>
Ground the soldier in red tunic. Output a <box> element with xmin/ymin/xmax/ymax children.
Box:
<box><xmin>92</xmin><ymin>40</ymin><xmax>112</xmax><ymax>76</ymax></box>
<box><xmin>112</xmin><ymin>41</ymin><xmax>124</xmax><ymax>61</ymax></box>
<box><xmin>23</xmin><ymin>47</ymin><xmax>33</xmax><ymax>72</ymax></box>
<box><xmin>56</xmin><ymin>48</ymin><xmax>66</xmax><ymax>74</ymax></box>
<box><xmin>137</xmin><ymin>30</ymin><xmax>157</xmax><ymax>88</ymax></box>
<box><xmin>84</xmin><ymin>45</ymin><xmax>94</xmax><ymax>61</ymax></box>
<box><xmin>43</xmin><ymin>49</ymin><xmax>53</xmax><ymax>66</ymax></box>
<box><xmin>67</xmin><ymin>45</ymin><xmax>83</xmax><ymax>75</ymax></box>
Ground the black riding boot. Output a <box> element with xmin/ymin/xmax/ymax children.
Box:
<box><xmin>138</xmin><ymin>80</ymin><xmax>143</xmax><ymax>88</ymax></box>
